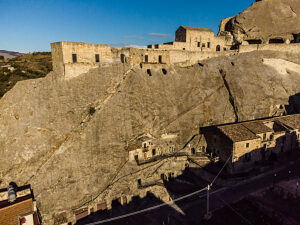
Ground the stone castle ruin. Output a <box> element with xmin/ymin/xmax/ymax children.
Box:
<box><xmin>51</xmin><ymin>0</ymin><xmax>300</xmax><ymax>79</ymax></box>
<box><xmin>51</xmin><ymin>21</ymin><xmax>300</xmax><ymax>78</ymax></box>
<box><xmin>51</xmin><ymin>25</ymin><xmax>237</xmax><ymax>78</ymax></box>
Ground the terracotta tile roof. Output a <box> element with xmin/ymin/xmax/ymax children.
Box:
<box><xmin>217</xmin><ymin>123</ymin><xmax>258</xmax><ymax>142</ymax></box>
<box><xmin>275</xmin><ymin>114</ymin><xmax>300</xmax><ymax>129</ymax></box>
<box><xmin>180</xmin><ymin>26</ymin><xmax>214</xmax><ymax>33</ymax></box>
<box><xmin>0</xmin><ymin>198</ymin><xmax>34</xmax><ymax>225</ymax></box>
<box><xmin>242</xmin><ymin>121</ymin><xmax>273</xmax><ymax>134</ymax></box>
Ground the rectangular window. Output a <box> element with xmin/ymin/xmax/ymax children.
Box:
<box><xmin>202</xmin><ymin>44</ymin><xmax>205</xmax><ymax>48</ymax></box>
<box><xmin>152</xmin><ymin>149</ymin><xmax>156</xmax><ymax>156</ymax></box>
<box><xmin>207</xmin><ymin>42</ymin><xmax>211</xmax><ymax>48</ymax></box>
<box><xmin>145</xmin><ymin>55</ymin><xmax>148</xmax><ymax>63</ymax></box>
<box><xmin>246</xmin><ymin>143</ymin><xmax>250</xmax><ymax>148</ymax></box>
<box><xmin>95</xmin><ymin>54</ymin><xmax>100</xmax><ymax>62</ymax></box>
<box><xmin>72</xmin><ymin>54</ymin><xmax>77</xmax><ymax>63</ymax></box>
<box><xmin>197</xmin><ymin>42</ymin><xmax>200</xmax><ymax>47</ymax></box>
<box><xmin>158</xmin><ymin>55</ymin><xmax>162</xmax><ymax>63</ymax></box>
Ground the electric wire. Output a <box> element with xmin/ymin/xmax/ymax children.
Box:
<box><xmin>84</xmin><ymin>154</ymin><xmax>233</xmax><ymax>224</ymax></box>
<box><xmin>210</xmin><ymin>152</ymin><xmax>233</xmax><ymax>187</ymax></box>
<box><xmin>85</xmin><ymin>187</ymin><xmax>208</xmax><ymax>225</ymax></box>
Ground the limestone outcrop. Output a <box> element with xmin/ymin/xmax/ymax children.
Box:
<box><xmin>220</xmin><ymin>0</ymin><xmax>300</xmax><ymax>44</ymax></box>
<box><xmin>0</xmin><ymin>50</ymin><xmax>300</xmax><ymax>223</ymax></box>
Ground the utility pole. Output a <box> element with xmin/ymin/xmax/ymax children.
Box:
<box><xmin>204</xmin><ymin>184</ymin><xmax>212</xmax><ymax>220</ymax></box>
<box><xmin>206</xmin><ymin>184</ymin><xmax>210</xmax><ymax>215</ymax></box>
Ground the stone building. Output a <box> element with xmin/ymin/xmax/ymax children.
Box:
<box><xmin>50</xmin><ymin>25</ymin><xmax>300</xmax><ymax>79</ymax></box>
<box><xmin>51</xmin><ymin>41</ymin><xmax>112</xmax><ymax>78</ymax></box>
<box><xmin>128</xmin><ymin>134</ymin><xmax>178</xmax><ymax>163</ymax></box>
<box><xmin>148</xmin><ymin>26</ymin><xmax>231</xmax><ymax>52</ymax></box>
<box><xmin>201</xmin><ymin>114</ymin><xmax>300</xmax><ymax>173</ymax></box>
<box><xmin>0</xmin><ymin>184</ymin><xmax>40</xmax><ymax>225</ymax></box>
<box><xmin>50</xmin><ymin>25</ymin><xmax>238</xmax><ymax>78</ymax></box>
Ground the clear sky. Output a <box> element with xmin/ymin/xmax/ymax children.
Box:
<box><xmin>0</xmin><ymin>0</ymin><xmax>254</xmax><ymax>53</ymax></box>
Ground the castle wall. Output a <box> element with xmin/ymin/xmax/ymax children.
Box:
<box><xmin>51</xmin><ymin>41</ymin><xmax>113</xmax><ymax>78</ymax></box>
<box><xmin>60</xmin><ymin>41</ymin><xmax>112</xmax><ymax>64</ymax></box>
<box><xmin>129</xmin><ymin>48</ymin><xmax>170</xmax><ymax>66</ymax></box>
<box><xmin>64</xmin><ymin>63</ymin><xmax>99</xmax><ymax>79</ymax></box>
<box><xmin>239</xmin><ymin>43</ymin><xmax>300</xmax><ymax>54</ymax></box>
<box><xmin>51</xmin><ymin>42</ymin><xmax>65</xmax><ymax>75</ymax></box>
<box><xmin>169</xmin><ymin>49</ymin><xmax>235</xmax><ymax>65</ymax></box>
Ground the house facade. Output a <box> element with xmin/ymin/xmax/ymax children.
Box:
<box><xmin>201</xmin><ymin>114</ymin><xmax>300</xmax><ymax>173</ymax></box>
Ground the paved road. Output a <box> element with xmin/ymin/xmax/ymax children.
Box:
<box><xmin>175</xmin><ymin>158</ymin><xmax>300</xmax><ymax>224</ymax></box>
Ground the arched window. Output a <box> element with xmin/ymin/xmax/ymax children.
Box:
<box><xmin>216</xmin><ymin>45</ymin><xmax>221</xmax><ymax>52</ymax></box>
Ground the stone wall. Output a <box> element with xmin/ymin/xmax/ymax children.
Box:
<box><xmin>239</xmin><ymin>42</ymin><xmax>300</xmax><ymax>53</ymax></box>
<box><xmin>129</xmin><ymin>48</ymin><xmax>170</xmax><ymax>65</ymax></box>
<box><xmin>51</xmin><ymin>41</ymin><xmax>112</xmax><ymax>78</ymax></box>
<box><xmin>169</xmin><ymin>50</ymin><xmax>235</xmax><ymax>65</ymax></box>
<box><xmin>51</xmin><ymin>41</ymin><xmax>300</xmax><ymax>79</ymax></box>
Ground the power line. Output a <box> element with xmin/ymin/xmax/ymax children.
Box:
<box><xmin>210</xmin><ymin>153</ymin><xmax>232</xmax><ymax>187</ymax></box>
<box><xmin>84</xmin><ymin>153</ymin><xmax>233</xmax><ymax>224</ymax></box>
<box><xmin>85</xmin><ymin>187</ymin><xmax>208</xmax><ymax>225</ymax></box>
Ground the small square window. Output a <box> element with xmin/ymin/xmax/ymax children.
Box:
<box><xmin>246</xmin><ymin>143</ymin><xmax>250</xmax><ymax>148</ymax></box>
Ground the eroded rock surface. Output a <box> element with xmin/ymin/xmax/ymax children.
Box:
<box><xmin>221</xmin><ymin>0</ymin><xmax>300</xmax><ymax>44</ymax></box>
<box><xmin>1</xmin><ymin>51</ymin><xmax>300</xmax><ymax>223</ymax></box>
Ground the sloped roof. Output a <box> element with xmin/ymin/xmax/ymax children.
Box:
<box><xmin>275</xmin><ymin>114</ymin><xmax>300</xmax><ymax>129</ymax></box>
<box><xmin>179</xmin><ymin>26</ymin><xmax>214</xmax><ymax>33</ymax></box>
<box><xmin>217</xmin><ymin>123</ymin><xmax>258</xmax><ymax>142</ymax></box>
<box><xmin>242</xmin><ymin>121</ymin><xmax>273</xmax><ymax>134</ymax></box>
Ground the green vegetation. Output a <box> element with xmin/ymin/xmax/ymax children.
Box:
<box><xmin>0</xmin><ymin>52</ymin><xmax>52</xmax><ymax>97</ymax></box>
<box><xmin>0</xmin><ymin>56</ymin><xmax>4</xmax><ymax>60</ymax></box>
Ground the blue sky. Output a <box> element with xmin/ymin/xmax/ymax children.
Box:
<box><xmin>0</xmin><ymin>0</ymin><xmax>254</xmax><ymax>53</ymax></box>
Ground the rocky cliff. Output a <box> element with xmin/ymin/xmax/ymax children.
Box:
<box><xmin>221</xmin><ymin>0</ymin><xmax>300</xmax><ymax>43</ymax></box>
<box><xmin>0</xmin><ymin>49</ymin><xmax>300</xmax><ymax>223</ymax></box>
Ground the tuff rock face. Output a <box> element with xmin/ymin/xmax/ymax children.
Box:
<box><xmin>221</xmin><ymin>0</ymin><xmax>300</xmax><ymax>43</ymax></box>
<box><xmin>1</xmin><ymin>50</ymin><xmax>300</xmax><ymax>223</ymax></box>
